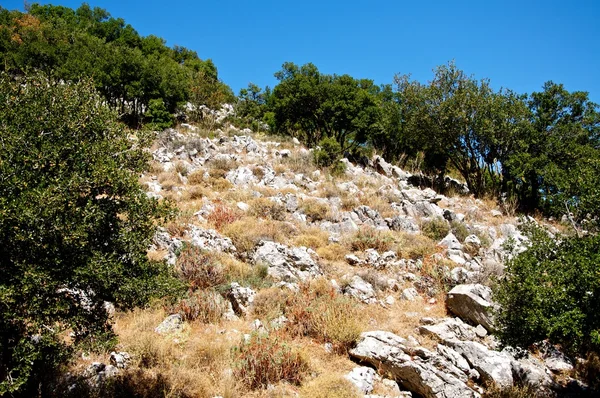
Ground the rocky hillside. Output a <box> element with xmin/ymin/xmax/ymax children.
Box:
<box><xmin>78</xmin><ymin>124</ymin><xmax>589</xmax><ymax>397</ymax></box>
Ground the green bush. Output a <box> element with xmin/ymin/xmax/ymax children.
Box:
<box><xmin>0</xmin><ymin>73</ymin><xmax>179</xmax><ymax>395</ymax></box>
<box><xmin>421</xmin><ymin>217</ymin><xmax>450</xmax><ymax>241</ymax></box>
<box><xmin>313</xmin><ymin>137</ymin><xmax>342</xmax><ymax>167</ymax></box>
<box><xmin>495</xmin><ymin>224</ymin><xmax>600</xmax><ymax>356</ymax></box>
<box><xmin>146</xmin><ymin>98</ymin><xmax>174</xmax><ymax>130</ymax></box>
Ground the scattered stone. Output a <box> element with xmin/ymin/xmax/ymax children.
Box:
<box><xmin>401</xmin><ymin>288</ymin><xmax>419</xmax><ymax>301</ymax></box>
<box><xmin>226</xmin><ymin>283</ymin><xmax>256</xmax><ymax>316</ymax></box>
<box><xmin>155</xmin><ymin>314</ymin><xmax>184</xmax><ymax>334</ymax></box>
<box><xmin>344</xmin><ymin>275</ymin><xmax>377</xmax><ymax>304</ymax></box>
<box><xmin>110</xmin><ymin>351</ymin><xmax>131</xmax><ymax>369</ymax></box>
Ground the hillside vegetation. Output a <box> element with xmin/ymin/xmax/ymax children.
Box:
<box><xmin>0</xmin><ymin>3</ymin><xmax>599</xmax><ymax>398</ymax></box>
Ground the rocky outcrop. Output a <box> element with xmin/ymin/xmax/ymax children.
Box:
<box><xmin>350</xmin><ymin>331</ymin><xmax>481</xmax><ymax>398</ymax></box>
<box><xmin>226</xmin><ymin>283</ymin><xmax>256</xmax><ymax>316</ymax></box>
<box><xmin>252</xmin><ymin>240</ymin><xmax>322</xmax><ymax>282</ymax></box>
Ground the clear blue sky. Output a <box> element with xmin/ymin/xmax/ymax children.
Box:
<box><xmin>4</xmin><ymin>0</ymin><xmax>600</xmax><ymax>102</ymax></box>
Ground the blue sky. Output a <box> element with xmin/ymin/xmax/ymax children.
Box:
<box><xmin>4</xmin><ymin>0</ymin><xmax>600</xmax><ymax>102</ymax></box>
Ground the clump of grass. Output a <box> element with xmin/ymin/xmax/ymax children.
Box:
<box><xmin>176</xmin><ymin>245</ymin><xmax>226</xmax><ymax>289</ymax></box>
<box><xmin>396</xmin><ymin>232</ymin><xmax>437</xmax><ymax>260</ymax></box>
<box><xmin>207</xmin><ymin>203</ymin><xmax>241</xmax><ymax>231</ymax></box>
<box><xmin>450</xmin><ymin>220</ymin><xmax>469</xmax><ymax>242</ymax></box>
<box><xmin>208</xmin><ymin>157</ymin><xmax>238</xmax><ymax>179</ymax></box>
<box><xmin>252</xmin><ymin>287</ymin><xmax>290</xmax><ymax>320</ymax></box>
<box><xmin>249</xmin><ymin>197</ymin><xmax>286</xmax><ymax>221</ymax></box>
<box><xmin>316</xmin><ymin>243</ymin><xmax>347</xmax><ymax>261</ymax></box>
<box><xmin>172</xmin><ymin>289</ymin><xmax>227</xmax><ymax>323</ymax></box>
<box><xmin>300</xmin><ymin>198</ymin><xmax>331</xmax><ymax>222</ymax></box>
<box><xmin>183</xmin><ymin>185</ymin><xmax>207</xmax><ymax>200</ymax></box>
<box><xmin>482</xmin><ymin>383</ymin><xmax>537</xmax><ymax>398</ymax></box>
<box><xmin>232</xmin><ymin>332</ymin><xmax>308</xmax><ymax>390</ymax></box>
<box><xmin>294</xmin><ymin>228</ymin><xmax>330</xmax><ymax>250</ymax></box>
<box><xmin>157</xmin><ymin>171</ymin><xmax>180</xmax><ymax>191</ymax></box>
<box><xmin>348</xmin><ymin>228</ymin><xmax>395</xmax><ymax>252</ymax></box>
<box><xmin>187</xmin><ymin>170</ymin><xmax>206</xmax><ymax>185</ymax></box>
<box><xmin>222</xmin><ymin>217</ymin><xmax>297</xmax><ymax>254</ymax></box>
<box><xmin>299</xmin><ymin>374</ymin><xmax>362</xmax><ymax>398</ymax></box>
<box><xmin>283</xmin><ymin>280</ymin><xmax>365</xmax><ymax>352</ymax></box>
<box><xmin>421</xmin><ymin>217</ymin><xmax>450</xmax><ymax>241</ymax></box>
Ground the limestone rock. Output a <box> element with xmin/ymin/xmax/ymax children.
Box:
<box><xmin>344</xmin><ymin>275</ymin><xmax>377</xmax><ymax>304</ymax></box>
<box><xmin>252</xmin><ymin>240</ymin><xmax>321</xmax><ymax>282</ymax></box>
<box><xmin>446</xmin><ymin>284</ymin><xmax>495</xmax><ymax>331</ymax></box>
<box><xmin>345</xmin><ymin>366</ymin><xmax>377</xmax><ymax>394</ymax></box>
<box><xmin>226</xmin><ymin>283</ymin><xmax>256</xmax><ymax>316</ymax></box>
<box><xmin>155</xmin><ymin>314</ymin><xmax>184</xmax><ymax>334</ymax></box>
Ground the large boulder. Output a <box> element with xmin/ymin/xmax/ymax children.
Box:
<box><xmin>350</xmin><ymin>331</ymin><xmax>480</xmax><ymax>398</ymax></box>
<box><xmin>446</xmin><ymin>284</ymin><xmax>495</xmax><ymax>332</ymax></box>
<box><xmin>187</xmin><ymin>226</ymin><xmax>236</xmax><ymax>253</ymax></box>
<box><xmin>345</xmin><ymin>366</ymin><xmax>377</xmax><ymax>394</ymax></box>
<box><xmin>252</xmin><ymin>241</ymin><xmax>321</xmax><ymax>282</ymax></box>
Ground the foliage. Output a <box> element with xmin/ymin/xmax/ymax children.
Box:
<box><xmin>349</xmin><ymin>228</ymin><xmax>395</xmax><ymax>252</ymax></box>
<box><xmin>232</xmin><ymin>332</ymin><xmax>308</xmax><ymax>390</ymax></box>
<box><xmin>270</xmin><ymin>62</ymin><xmax>381</xmax><ymax>148</ymax></box>
<box><xmin>421</xmin><ymin>217</ymin><xmax>451</xmax><ymax>241</ymax></box>
<box><xmin>0</xmin><ymin>73</ymin><xmax>178</xmax><ymax>394</ymax></box>
<box><xmin>145</xmin><ymin>98</ymin><xmax>173</xmax><ymax>130</ymax></box>
<box><xmin>0</xmin><ymin>4</ymin><xmax>232</xmax><ymax>125</ymax></box>
<box><xmin>313</xmin><ymin>136</ymin><xmax>342</xmax><ymax>167</ymax></box>
<box><xmin>495</xmin><ymin>224</ymin><xmax>600</xmax><ymax>356</ymax></box>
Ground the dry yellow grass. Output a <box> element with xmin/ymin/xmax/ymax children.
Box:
<box><xmin>222</xmin><ymin>216</ymin><xmax>298</xmax><ymax>254</ymax></box>
<box><xmin>293</xmin><ymin>227</ymin><xmax>330</xmax><ymax>250</ymax></box>
<box><xmin>299</xmin><ymin>373</ymin><xmax>362</xmax><ymax>398</ymax></box>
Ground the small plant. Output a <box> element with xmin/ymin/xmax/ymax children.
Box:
<box><xmin>450</xmin><ymin>220</ymin><xmax>469</xmax><ymax>242</ymax></box>
<box><xmin>300</xmin><ymin>198</ymin><xmax>331</xmax><ymax>222</ymax></box>
<box><xmin>172</xmin><ymin>289</ymin><xmax>227</xmax><ymax>323</ymax></box>
<box><xmin>249</xmin><ymin>197</ymin><xmax>286</xmax><ymax>221</ymax></box>
<box><xmin>283</xmin><ymin>280</ymin><xmax>365</xmax><ymax>352</ymax></box>
<box><xmin>187</xmin><ymin>170</ymin><xmax>206</xmax><ymax>185</ymax></box>
<box><xmin>207</xmin><ymin>203</ymin><xmax>241</xmax><ymax>230</ymax></box>
<box><xmin>329</xmin><ymin>159</ymin><xmax>347</xmax><ymax>177</ymax></box>
<box><xmin>299</xmin><ymin>374</ymin><xmax>362</xmax><ymax>398</ymax></box>
<box><xmin>313</xmin><ymin>137</ymin><xmax>342</xmax><ymax>167</ymax></box>
<box><xmin>176</xmin><ymin>245</ymin><xmax>226</xmax><ymax>289</ymax></box>
<box><xmin>421</xmin><ymin>217</ymin><xmax>450</xmax><ymax>241</ymax></box>
<box><xmin>232</xmin><ymin>332</ymin><xmax>308</xmax><ymax>390</ymax></box>
<box><xmin>349</xmin><ymin>228</ymin><xmax>395</xmax><ymax>252</ymax></box>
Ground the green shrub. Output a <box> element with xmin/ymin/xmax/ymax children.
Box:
<box><xmin>146</xmin><ymin>98</ymin><xmax>174</xmax><ymax>130</ymax></box>
<box><xmin>421</xmin><ymin>217</ymin><xmax>450</xmax><ymax>241</ymax></box>
<box><xmin>495</xmin><ymin>224</ymin><xmax>600</xmax><ymax>356</ymax></box>
<box><xmin>0</xmin><ymin>73</ymin><xmax>179</xmax><ymax>394</ymax></box>
<box><xmin>313</xmin><ymin>137</ymin><xmax>342</xmax><ymax>167</ymax></box>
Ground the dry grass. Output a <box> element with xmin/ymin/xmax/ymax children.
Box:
<box><xmin>347</xmin><ymin>228</ymin><xmax>396</xmax><ymax>252</ymax></box>
<box><xmin>396</xmin><ymin>232</ymin><xmax>438</xmax><ymax>260</ymax></box>
<box><xmin>282</xmin><ymin>279</ymin><xmax>366</xmax><ymax>353</ymax></box>
<box><xmin>300</xmin><ymin>198</ymin><xmax>331</xmax><ymax>222</ymax></box>
<box><xmin>249</xmin><ymin>197</ymin><xmax>286</xmax><ymax>221</ymax></box>
<box><xmin>232</xmin><ymin>331</ymin><xmax>309</xmax><ymax>390</ymax></box>
<box><xmin>172</xmin><ymin>289</ymin><xmax>227</xmax><ymax>323</ymax></box>
<box><xmin>207</xmin><ymin>203</ymin><xmax>242</xmax><ymax>231</ymax></box>
<box><xmin>157</xmin><ymin>171</ymin><xmax>181</xmax><ymax>191</ymax></box>
<box><xmin>187</xmin><ymin>169</ymin><xmax>206</xmax><ymax>185</ymax></box>
<box><xmin>358</xmin><ymin>192</ymin><xmax>396</xmax><ymax>218</ymax></box>
<box><xmin>222</xmin><ymin>217</ymin><xmax>297</xmax><ymax>254</ymax></box>
<box><xmin>175</xmin><ymin>246</ymin><xmax>226</xmax><ymax>290</ymax></box>
<box><xmin>113</xmin><ymin>307</ymin><xmax>241</xmax><ymax>397</ymax></box>
<box><xmin>365</xmin><ymin>295</ymin><xmax>447</xmax><ymax>350</ymax></box>
<box><xmin>316</xmin><ymin>243</ymin><xmax>347</xmax><ymax>262</ymax></box>
<box><xmin>299</xmin><ymin>374</ymin><xmax>362</xmax><ymax>398</ymax></box>
<box><xmin>293</xmin><ymin>227</ymin><xmax>330</xmax><ymax>250</ymax></box>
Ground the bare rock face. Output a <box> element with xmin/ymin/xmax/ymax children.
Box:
<box><xmin>155</xmin><ymin>314</ymin><xmax>184</xmax><ymax>334</ymax></box>
<box><xmin>446</xmin><ymin>284</ymin><xmax>495</xmax><ymax>332</ymax></box>
<box><xmin>187</xmin><ymin>226</ymin><xmax>236</xmax><ymax>253</ymax></box>
<box><xmin>350</xmin><ymin>331</ymin><xmax>480</xmax><ymax>398</ymax></box>
<box><xmin>252</xmin><ymin>240</ymin><xmax>322</xmax><ymax>282</ymax></box>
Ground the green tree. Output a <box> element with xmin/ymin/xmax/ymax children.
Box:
<box><xmin>495</xmin><ymin>225</ymin><xmax>600</xmax><ymax>356</ymax></box>
<box><xmin>270</xmin><ymin>62</ymin><xmax>381</xmax><ymax>149</ymax></box>
<box><xmin>393</xmin><ymin>62</ymin><xmax>531</xmax><ymax>197</ymax></box>
<box><xmin>502</xmin><ymin>82</ymin><xmax>600</xmax><ymax>217</ymax></box>
<box><xmin>0</xmin><ymin>73</ymin><xmax>178</xmax><ymax>395</ymax></box>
